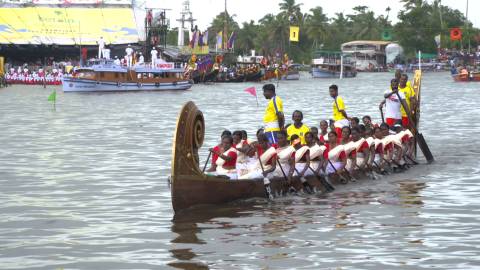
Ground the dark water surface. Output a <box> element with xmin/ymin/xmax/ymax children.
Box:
<box><xmin>1</xmin><ymin>72</ymin><xmax>480</xmax><ymax>269</ymax></box>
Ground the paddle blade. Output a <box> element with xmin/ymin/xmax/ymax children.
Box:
<box><xmin>417</xmin><ymin>133</ymin><xmax>434</xmax><ymax>163</ymax></box>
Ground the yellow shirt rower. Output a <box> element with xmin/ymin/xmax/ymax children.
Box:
<box><xmin>262</xmin><ymin>84</ymin><xmax>284</xmax><ymax>144</ymax></box>
<box><xmin>329</xmin><ymin>84</ymin><xmax>349</xmax><ymax>139</ymax></box>
<box><xmin>286</xmin><ymin>110</ymin><xmax>309</xmax><ymax>144</ymax></box>
<box><xmin>398</xmin><ymin>74</ymin><xmax>415</xmax><ymax>128</ymax></box>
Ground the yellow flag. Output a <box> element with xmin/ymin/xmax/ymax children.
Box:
<box><xmin>0</xmin><ymin>56</ymin><xmax>4</xmax><ymax>75</ymax></box>
<box><xmin>289</xmin><ymin>26</ymin><xmax>299</xmax><ymax>42</ymax></box>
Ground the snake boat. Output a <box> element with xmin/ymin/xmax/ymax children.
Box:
<box><xmin>170</xmin><ymin>71</ymin><xmax>428</xmax><ymax>213</ymax></box>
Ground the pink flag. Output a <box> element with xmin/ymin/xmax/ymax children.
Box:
<box><xmin>244</xmin><ymin>86</ymin><xmax>256</xmax><ymax>97</ymax></box>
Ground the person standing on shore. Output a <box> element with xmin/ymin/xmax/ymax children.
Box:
<box><xmin>263</xmin><ymin>83</ymin><xmax>284</xmax><ymax>144</ymax></box>
<box><xmin>329</xmin><ymin>84</ymin><xmax>349</xmax><ymax>139</ymax></box>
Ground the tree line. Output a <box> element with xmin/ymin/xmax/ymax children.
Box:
<box><xmin>167</xmin><ymin>0</ymin><xmax>480</xmax><ymax>63</ymax></box>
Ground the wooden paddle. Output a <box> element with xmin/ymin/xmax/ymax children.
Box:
<box><xmin>202</xmin><ymin>151</ymin><xmax>212</xmax><ymax>173</ymax></box>
<box><xmin>379</xmin><ymin>106</ymin><xmax>385</xmax><ymax>123</ymax></box>
<box><xmin>276</xmin><ymin>157</ymin><xmax>297</xmax><ymax>194</ymax></box>
<box><xmin>395</xmin><ymin>92</ymin><xmax>434</xmax><ymax>163</ymax></box>
<box><xmin>293</xmin><ymin>167</ymin><xmax>315</xmax><ymax>194</ymax></box>
<box><xmin>308</xmin><ymin>165</ymin><xmax>335</xmax><ymax>192</ymax></box>
<box><xmin>257</xmin><ymin>151</ymin><xmax>274</xmax><ymax>200</ymax></box>
<box><xmin>327</xmin><ymin>159</ymin><xmax>348</xmax><ymax>184</ymax></box>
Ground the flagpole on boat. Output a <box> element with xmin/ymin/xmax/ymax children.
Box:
<box><xmin>340</xmin><ymin>54</ymin><xmax>344</xmax><ymax>79</ymax></box>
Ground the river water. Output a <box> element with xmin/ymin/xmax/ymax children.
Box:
<box><xmin>0</xmin><ymin>72</ymin><xmax>479</xmax><ymax>269</ymax></box>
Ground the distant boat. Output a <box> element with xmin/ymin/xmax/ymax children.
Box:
<box><xmin>341</xmin><ymin>40</ymin><xmax>391</xmax><ymax>72</ymax></box>
<box><xmin>63</xmin><ymin>59</ymin><xmax>192</xmax><ymax>92</ymax></box>
<box><xmin>452</xmin><ymin>72</ymin><xmax>480</xmax><ymax>82</ymax></box>
<box><xmin>311</xmin><ymin>50</ymin><xmax>357</xmax><ymax>79</ymax></box>
<box><xmin>281</xmin><ymin>64</ymin><xmax>301</xmax><ymax>80</ymax></box>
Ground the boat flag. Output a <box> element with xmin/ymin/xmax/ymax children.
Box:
<box><xmin>216</xmin><ymin>31</ymin><xmax>222</xmax><ymax>50</ymax></box>
<box><xmin>203</xmin><ymin>30</ymin><xmax>208</xmax><ymax>45</ymax></box>
<box><xmin>289</xmin><ymin>26</ymin><xmax>299</xmax><ymax>42</ymax></box>
<box><xmin>48</xmin><ymin>89</ymin><xmax>56</xmax><ymax>109</ymax></box>
<box><xmin>450</xmin><ymin>28</ymin><xmax>462</xmax><ymax>41</ymax></box>
<box><xmin>227</xmin><ymin>31</ymin><xmax>236</xmax><ymax>49</ymax></box>
<box><xmin>244</xmin><ymin>86</ymin><xmax>258</xmax><ymax>106</ymax></box>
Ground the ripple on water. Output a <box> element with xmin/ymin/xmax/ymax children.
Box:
<box><xmin>1</xmin><ymin>73</ymin><xmax>480</xmax><ymax>269</ymax></box>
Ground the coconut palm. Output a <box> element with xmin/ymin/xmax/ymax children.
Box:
<box><xmin>304</xmin><ymin>6</ymin><xmax>329</xmax><ymax>49</ymax></box>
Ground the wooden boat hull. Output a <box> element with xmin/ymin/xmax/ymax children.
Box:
<box><xmin>245</xmin><ymin>71</ymin><xmax>263</xmax><ymax>82</ymax></box>
<box><xmin>62</xmin><ymin>77</ymin><xmax>192</xmax><ymax>92</ymax></box>
<box><xmin>171</xmin><ymin>101</ymin><xmax>346</xmax><ymax>213</ymax></box>
<box><xmin>452</xmin><ymin>73</ymin><xmax>480</xmax><ymax>82</ymax></box>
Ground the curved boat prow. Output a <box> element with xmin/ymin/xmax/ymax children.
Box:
<box><xmin>171</xmin><ymin>101</ymin><xmax>205</xmax><ymax>180</ymax></box>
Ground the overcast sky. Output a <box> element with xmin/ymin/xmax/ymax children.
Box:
<box><xmin>146</xmin><ymin>0</ymin><xmax>479</xmax><ymax>30</ymax></box>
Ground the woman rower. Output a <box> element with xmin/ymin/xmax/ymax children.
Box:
<box><xmin>239</xmin><ymin>133</ymin><xmax>277</xmax><ymax>179</ymax></box>
<box><xmin>274</xmin><ymin>130</ymin><xmax>295</xmax><ymax>182</ymax></box>
<box><xmin>324</xmin><ymin>131</ymin><xmax>348</xmax><ymax>182</ymax></box>
<box><xmin>291</xmin><ymin>134</ymin><xmax>314</xmax><ymax>193</ymax></box>
<box><xmin>319</xmin><ymin>120</ymin><xmax>329</xmax><ymax>144</ymax></box>
<box><xmin>233</xmin><ymin>130</ymin><xmax>251</xmax><ymax>178</ymax></box>
<box><xmin>206</xmin><ymin>130</ymin><xmax>232</xmax><ymax>172</ymax></box>
<box><xmin>340</xmin><ymin>126</ymin><xmax>358</xmax><ymax>181</ymax></box>
<box><xmin>373</xmin><ymin>126</ymin><xmax>388</xmax><ymax>174</ymax></box>
<box><xmin>309</xmin><ymin>127</ymin><xmax>321</xmax><ymax>145</ymax></box>
<box><xmin>351</xmin><ymin>127</ymin><xmax>372</xmax><ymax>175</ymax></box>
<box><xmin>305</xmin><ymin>131</ymin><xmax>327</xmax><ymax>176</ymax></box>
<box><xmin>209</xmin><ymin>135</ymin><xmax>238</xmax><ymax>179</ymax></box>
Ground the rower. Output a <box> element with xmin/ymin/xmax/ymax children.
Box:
<box><xmin>262</xmin><ymin>84</ymin><xmax>285</xmax><ymax>144</ymax></box>
<box><xmin>324</xmin><ymin>131</ymin><xmax>348</xmax><ymax>179</ymax></box>
<box><xmin>206</xmin><ymin>130</ymin><xmax>232</xmax><ymax>172</ymax></box>
<box><xmin>309</xmin><ymin>127</ymin><xmax>321</xmax><ymax>145</ymax></box>
<box><xmin>329</xmin><ymin>84</ymin><xmax>350</xmax><ymax>139</ymax></box>
<box><xmin>379</xmin><ymin>79</ymin><xmax>407</xmax><ymax>128</ymax></box>
<box><xmin>291</xmin><ymin>134</ymin><xmax>310</xmax><ymax>178</ymax></box>
<box><xmin>340</xmin><ymin>126</ymin><xmax>358</xmax><ymax>180</ymax></box>
<box><xmin>305</xmin><ymin>132</ymin><xmax>326</xmax><ymax>176</ymax></box>
<box><xmin>274</xmin><ymin>130</ymin><xmax>295</xmax><ymax>181</ymax></box>
<box><xmin>362</xmin><ymin>115</ymin><xmax>376</xmax><ymax>129</ymax></box>
<box><xmin>209</xmin><ymin>135</ymin><xmax>238</xmax><ymax>179</ymax></box>
<box><xmin>373</xmin><ymin>126</ymin><xmax>387</xmax><ymax>174</ymax></box>
<box><xmin>319</xmin><ymin>120</ymin><xmax>329</xmax><ymax>144</ymax></box>
<box><xmin>291</xmin><ymin>134</ymin><xmax>314</xmax><ymax>193</ymax></box>
<box><xmin>351</xmin><ymin>127</ymin><xmax>370</xmax><ymax>171</ymax></box>
<box><xmin>233</xmin><ymin>130</ymin><xmax>253</xmax><ymax>178</ymax></box>
<box><xmin>239</xmin><ymin>133</ymin><xmax>277</xmax><ymax>179</ymax></box>
<box><xmin>350</xmin><ymin>117</ymin><xmax>360</xmax><ymax>129</ymax></box>
<box><xmin>399</xmin><ymin>74</ymin><xmax>416</xmax><ymax>128</ymax></box>
<box><xmin>287</xmin><ymin>110</ymin><xmax>310</xmax><ymax>144</ymax></box>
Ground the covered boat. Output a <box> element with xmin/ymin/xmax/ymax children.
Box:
<box><xmin>311</xmin><ymin>50</ymin><xmax>357</xmax><ymax>79</ymax></box>
<box><xmin>63</xmin><ymin>60</ymin><xmax>192</xmax><ymax>92</ymax></box>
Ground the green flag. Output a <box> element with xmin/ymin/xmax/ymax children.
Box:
<box><xmin>48</xmin><ymin>90</ymin><xmax>56</xmax><ymax>102</ymax></box>
<box><xmin>381</xmin><ymin>29</ymin><xmax>392</xmax><ymax>41</ymax></box>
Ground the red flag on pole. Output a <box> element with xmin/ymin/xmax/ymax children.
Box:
<box><xmin>244</xmin><ymin>86</ymin><xmax>256</xmax><ymax>97</ymax></box>
<box><xmin>244</xmin><ymin>86</ymin><xmax>258</xmax><ymax>106</ymax></box>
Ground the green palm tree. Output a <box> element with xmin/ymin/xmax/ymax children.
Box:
<box><xmin>278</xmin><ymin>0</ymin><xmax>303</xmax><ymax>24</ymax></box>
<box><xmin>305</xmin><ymin>7</ymin><xmax>329</xmax><ymax>48</ymax></box>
